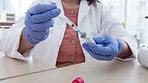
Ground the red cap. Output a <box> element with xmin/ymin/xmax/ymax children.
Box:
<box><xmin>72</xmin><ymin>77</ymin><xmax>84</xmax><ymax>83</ymax></box>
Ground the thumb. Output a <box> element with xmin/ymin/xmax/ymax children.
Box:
<box><xmin>29</xmin><ymin>4</ymin><xmax>57</xmax><ymax>15</ymax></box>
<box><xmin>93</xmin><ymin>35</ymin><xmax>111</xmax><ymax>44</ymax></box>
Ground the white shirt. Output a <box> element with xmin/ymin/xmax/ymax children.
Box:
<box><xmin>0</xmin><ymin>0</ymin><xmax>137</xmax><ymax>68</ymax></box>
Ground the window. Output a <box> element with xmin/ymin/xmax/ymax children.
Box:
<box><xmin>0</xmin><ymin>0</ymin><xmax>34</xmax><ymax>21</ymax></box>
<box><xmin>136</xmin><ymin>0</ymin><xmax>148</xmax><ymax>47</ymax></box>
<box><xmin>125</xmin><ymin>0</ymin><xmax>148</xmax><ymax>47</ymax></box>
<box><xmin>11</xmin><ymin>0</ymin><xmax>34</xmax><ymax>20</ymax></box>
<box><xmin>103</xmin><ymin>0</ymin><xmax>148</xmax><ymax>47</ymax></box>
<box><xmin>137</xmin><ymin>0</ymin><xmax>148</xmax><ymax>26</ymax></box>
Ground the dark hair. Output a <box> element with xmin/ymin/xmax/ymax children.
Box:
<box><xmin>86</xmin><ymin>0</ymin><xmax>100</xmax><ymax>5</ymax></box>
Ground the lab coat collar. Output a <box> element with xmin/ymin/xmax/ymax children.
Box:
<box><xmin>78</xmin><ymin>0</ymin><xmax>90</xmax><ymax>26</ymax></box>
<box><xmin>56</xmin><ymin>0</ymin><xmax>65</xmax><ymax>19</ymax></box>
<box><xmin>56</xmin><ymin>0</ymin><xmax>91</xmax><ymax>26</ymax></box>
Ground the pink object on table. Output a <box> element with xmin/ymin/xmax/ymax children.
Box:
<box><xmin>72</xmin><ymin>77</ymin><xmax>84</xmax><ymax>83</ymax></box>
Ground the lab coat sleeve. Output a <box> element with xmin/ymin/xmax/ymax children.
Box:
<box><xmin>0</xmin><ymin>18</ymin><xmax>30</xmax><ymax>60</ymax></box>
<box><xmin>0</xmin><ymin>0</ymin><xmax>51</xmax><ymax>60</ymax></box>
<box><xmin>100</xmin><ymin>6</ymin><xmax>138</xmax><ymax>61</ymax></box>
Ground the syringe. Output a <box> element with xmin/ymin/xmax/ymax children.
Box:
<box><xmin>64</xmin><ymin>17</ymin><xmax>95</xmax><ymax>43</ymax></box>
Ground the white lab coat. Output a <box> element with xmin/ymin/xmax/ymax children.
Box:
<box><xmin>0</xmin><ymin>0</ymin><xmax>137</xmax><ymax>68</ymax></box>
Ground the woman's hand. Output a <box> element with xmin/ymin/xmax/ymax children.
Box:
<box><xmin>24</xmin><ymin>4</ymin><xmax>61</xmax><ymax>45</ymax></box>
<box><xmin>82</xmin><ymin>35</ymin><xmax>123</xmax><ymax>61</ymax></box>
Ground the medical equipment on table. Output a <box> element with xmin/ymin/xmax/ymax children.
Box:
<box><xmin>49</xmin><ymin>0</ymin><xmax>95</xmax><ymax>43</ymax></box>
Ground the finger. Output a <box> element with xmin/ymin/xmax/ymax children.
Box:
<box><xmin>82</xmin><ymin>43</ymin><xmax>99</xmax><ymax>58</ymax></box>
<box><xmin>25</xmin><ymin>26</ymin><xmax>49</xmax><ymax>40</ymax></box>
<box><xmin>32</xmin><ymin>20</ymin><xmax>54</xmax><ymax>31</ymax></box>
<box><xmin>29</xmin><ymin>4</ymin><xmax>57</xmax><ymax>14</ymax></box>
<box><xmin>93</xmin><ymin>35</ymin><xmax>110</xmax><ymax>44</ymax></box>
<box><xmin>24</xmin><ymin>29</ymin><xmax>47</xmax><ymax>45</ymax></box>
<box><xmin>82</xmin><ymin>43</ymin><xmax>113</xmax><ymax>60</ymax></box>
<box><xmin>25</xmin><ymin>18</ymin><xmax>54</xmax><ymax>31</ymax></box>
<box><xmin>87</xmin><ymin>43</ymin><xmax>113</xmax><ymax>55</ymax></box>
<box><xmin>27</xmin><ymin>8</ymin><xmax>61</xmax><ymax>23</ymax></box>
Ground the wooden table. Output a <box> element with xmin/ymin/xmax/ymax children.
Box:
<box><xmin>0</xmin><ymin>22</ymin><xmax>14</xmax><ymax>26</ymax></box>
<box><xmin>0</xmin><ymin>55</ymin><xmax>54</xmax><ymax>80</ymax></box>
<box><xmin>0</xmin><ymin>59</ymin><xmax>147</xmax><ymax>83</ymax></box>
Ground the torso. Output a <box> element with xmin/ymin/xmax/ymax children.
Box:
<box><xmin>56</xmin><ymin>4</ymin><xmax>85</xmax><ymax>68</ymax></box>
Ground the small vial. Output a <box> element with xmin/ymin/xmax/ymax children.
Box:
<box><xmin>83</xmin><ymin>36</ymin><xmax>95</xmax><ymax>43</ymax></box>
<box><xmin>80</xmin><ymin>32</ymin><xmax>95</xmax><ymax>43</ymax></box>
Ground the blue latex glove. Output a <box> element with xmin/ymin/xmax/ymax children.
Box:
<box><xmin>82</xmin><ymin>35</ymin><xmax>123</xmax><ymax>61</ymax></box>
<box><xmin>24</xmin><ymin>4</ymin><xmax>61</xmax><ymax>45</ymax></box>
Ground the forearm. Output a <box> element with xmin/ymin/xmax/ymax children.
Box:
<box><xmin>18</xmin><ymin>29</ymin><xmax>34</xmax><ymax>54</ymax></box>
<box><xmin>117</xmin><ymin>40</ymin><xmax>132</xmax><ymax>58</ymax></box>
